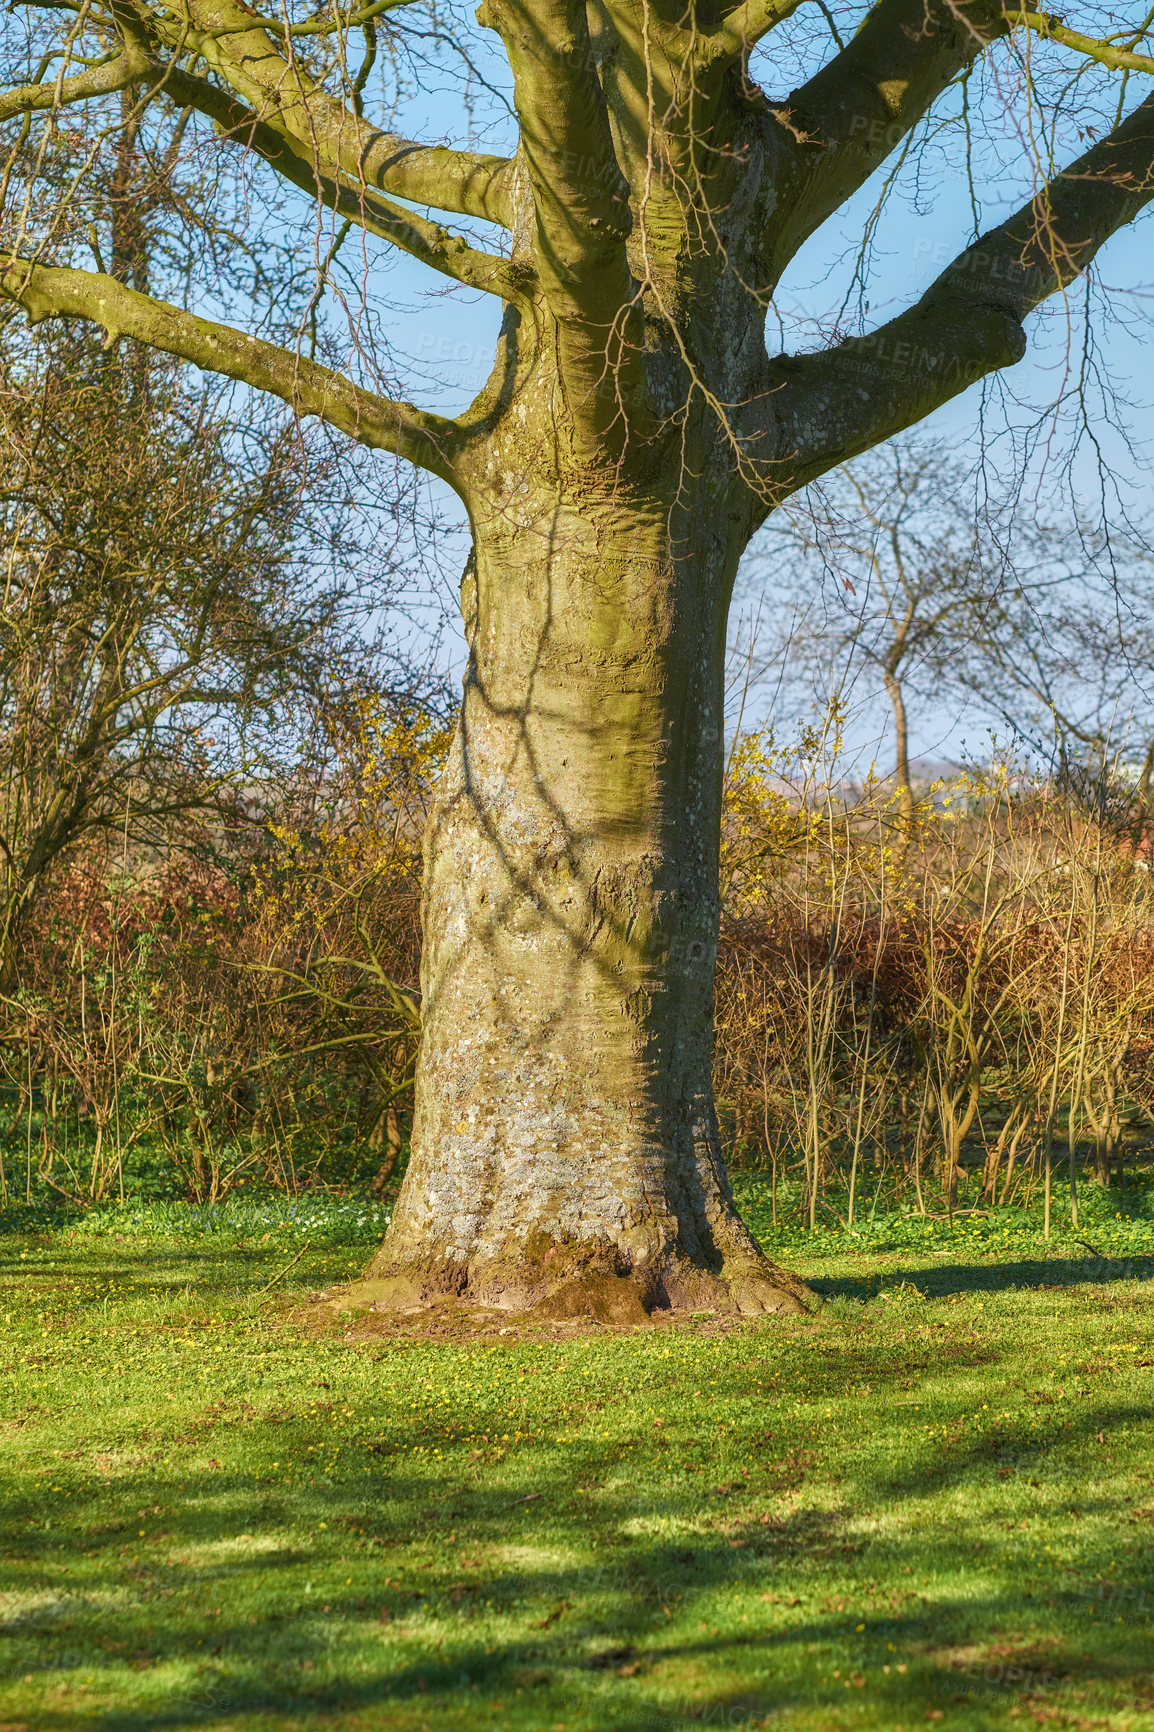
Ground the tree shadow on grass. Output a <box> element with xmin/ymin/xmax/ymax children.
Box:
<box><xmin>0</xmin><ymin>1240</ymin><xmax>332</xmax><ymax>1311</ymax></box>
<box><xmin>4</xmin><ymin>1234</ymin><xmax>1154</xmax><ymax>1728</ymax></box>
<box><xmin>810</xmin><ymin>1253</ymin><xmax>1154</xmax><ymax>1302</ymax></box>
<box><xmin>3</xmin><ymin>1412</ymin><xmax>1153</xmax><ymax>1732</ymax></box>
<box><xmin>850</xmin><ymin>1397</ymin><xmax>1154</xmax><ymax>1501</ymax></box>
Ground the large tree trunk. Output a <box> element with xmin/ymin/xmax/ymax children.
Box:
<box><xmin>356</xmin><ymin>485</ymin><xmax>808</xmax><ymax>1319</ymax></box>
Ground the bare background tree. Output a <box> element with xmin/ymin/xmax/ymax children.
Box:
<box><xmin>739</xmin><ymin>438</ymin><xmax>1154</xmax><ymax>816</ymax></box>
<box><xmin>0</xmin><ymin>319</ymin><xmax>408</xmax><ymax>982</ymax></box>
<box><xmin>738</xmin><ymin>442</ymin><xmax>1008</xmax><ymax>825</ymax></box>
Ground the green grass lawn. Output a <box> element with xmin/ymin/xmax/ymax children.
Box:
<box><xmin>2</xmin><ymin>1190</ymin><xmax>1153</xmax><ymax>1731</ymax></box>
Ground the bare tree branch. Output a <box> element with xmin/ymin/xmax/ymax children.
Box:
<box><xmin>761</xmin><ymin>0</ymin><xmax>1007</xmax><ymax>285</ymax></box>
<box><xmin>712</xmin><ymin>0</ymin><xmax>808</xmax><ymax>55</ymax></box>
<box><xmin>0</xmin><ymin>261</ymin><xmax>463</xmax><ymax>486</ymax></box>
<box><xmin>0</xmin><ymin>41</ymin><xmax>152</xmax><ymax>124</ymax></box>
<box><xmin>766</xmin><ymin>91</ymin><xmax>1154</xmax><ymax>484</ymax></box>
<box><xmin>1007</xmin><ymin>8</ymin><xmax>1154</xmax><ymax>76</ymax></box>
<box><xmin>160</xmin><ymin>66</ymin><xmax>517</xmax><ymax>297</ymax></box>
<box><xmin>118</xmin><ymin>0</ymin><xmax>517</xmax><ymax>227</ymax></box>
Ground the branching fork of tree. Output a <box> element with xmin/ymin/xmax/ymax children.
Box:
<box><xmin>2</xmin><ymin>0</ymin><xmax>1152</xmax><ymax>1318</ymax></box>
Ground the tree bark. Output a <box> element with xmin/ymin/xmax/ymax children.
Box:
<box><xmin>357</xmin><ymin>482</ymin><xmax>808</xmax><ymax>1318</ymax></box>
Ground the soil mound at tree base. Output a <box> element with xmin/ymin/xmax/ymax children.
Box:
<box><xmin>335</xmin><ymin>1227</ymin><xmax>813</xmax><ymax>1323</ymax></box>
<box><xmin>323</xmin><ymin>1259</ymin><xmax>811</xmax><ymax>1326</ymax></box>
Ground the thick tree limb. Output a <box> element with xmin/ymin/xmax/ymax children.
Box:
<box><xmin>0</xmin><ymin>261</ymin><xmax>462</xmax><ymax>486</ymax></box>
<box><xmin>160</xmin><ymin>67</ymin><xmax>517</xmax><ymax>298</ymax></box>
<box><xmin>117</xmin><ymin>0</ymin><xmax>516</xmax><ymax>228</ymax></box>
<box><xmin>766</xmin><ymin>91</ymin><xmax>1154</xmax><ymax>485</ymax></box>
<box><xmin>762</xmin><ymin>0</ymin><xmax>1007</xmax><ymax>284</ymax></box>
<box><xmin>0</xmin><ymin>42</ymin><xmax>152</xmax><ymax>123</ymax></box>
<box><xmin>478</xmin><ymin>0</ymin><xmax>647</xmax><ymax>444</ymax></box>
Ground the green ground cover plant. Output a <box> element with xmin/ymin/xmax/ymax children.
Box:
<box><xmin>1</xmin><ymin>1190</ymin><xmax>1153</xmax><ymax>1732</ymax></box>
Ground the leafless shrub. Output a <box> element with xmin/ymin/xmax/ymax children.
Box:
<box><xmin>714</xmin><ymin>735</ymin><xmax>1154</xmax><ymax>1227</ymax></box>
